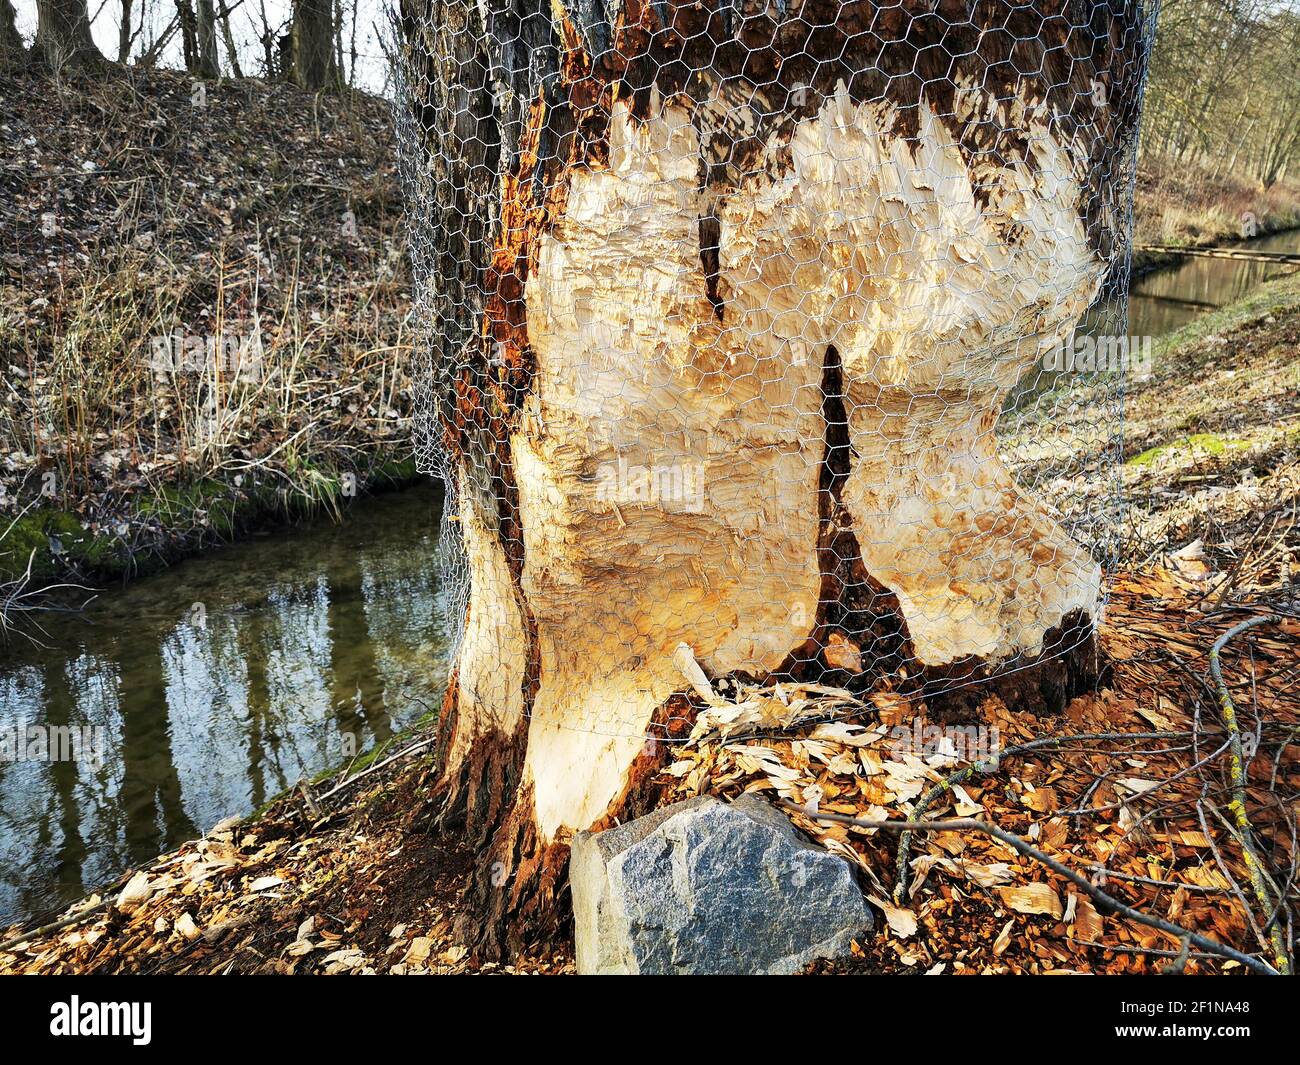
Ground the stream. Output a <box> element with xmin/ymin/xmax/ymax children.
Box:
<box><xmin>1</xmin><ymin>231</ymin><xmax>1297</xmax><ymax>929</ymax></box>
<box><xmin>0</xmin><ymin>482</ymin><xmax>448</xmax><ymax>926</ymax></box>
<box><xmin>1128</xmin><ymin>229</ymin><xmax>1300</xmax><ymax>337</ymax></box>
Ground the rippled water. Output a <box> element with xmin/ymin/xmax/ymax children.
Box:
<box><xmin>0</xmin><ymin>482</ymin><xmax>447</xmax><ymax>925</ymax></box>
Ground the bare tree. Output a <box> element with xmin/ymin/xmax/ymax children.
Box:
<box><xmin>175</xmin><ymin>0</ymin><xmax>197</xmax><ymax>71</ymax></box>
<box><xmin>252</xmin><ymin>0</ymin><xmax>278</xmax><ymax>76</ymax></box>
<box><xmin>218</xmin><ymin>0</ymin><xmax>243</xmax><ymax>78</ymax></box>
<box><xmin>117</xmin><ymin>0</ymin><xmax>131</xmax><ymax>61</ymax></box>
<box><xmin>1142</xmin><ymin>0</ymin><xmax>1300</xmax><ymax>188</ymax></box>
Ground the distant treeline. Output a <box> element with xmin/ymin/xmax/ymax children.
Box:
<box><xmin>1143</xmin><ymin>0</ymin><xmax>1300</xmax><ymax>188</ymax></box>
<box><xmin>0</xmin><ymin>0</ymin><xmax>369</xmax><ymax>91</ymax></box>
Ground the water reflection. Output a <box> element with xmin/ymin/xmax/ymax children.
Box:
<box><xmin>0</xmin><ymin>482</ymin><xmax>447</xmax><ymax>926</ymax></box>
<box><xmin>1129</xmin><ymin>230</ymin><xmax>1300</xmax><ymax>338</ymax></box>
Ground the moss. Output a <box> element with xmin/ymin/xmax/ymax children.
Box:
<box><xmin>1</xmin><ymin>451</ymin><xmax>424</xmax><ymax>586</ymax></box>
<box><xmin>374</xmin><ymin>455</ymin><xmax>420</xmax><ymax>486</ymax></box>
<box><xmin>137</xmin><ymin>479</ymin><xmax>237</xmax><ymax>532</ymax></box>
<box><xmin>0</xmin><ymin>509</ymin><xmax>123</xmax><ymax>584</ymax></box>
<box><xmin>1127</xmin><ymin>432</ymin><xmax>1250</xmax><ymax>468</ymax></box>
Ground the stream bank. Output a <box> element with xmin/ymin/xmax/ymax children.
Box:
<box><xmin>2</xmin><ymin>564</ymin><xmax>1292</xmax><ymax>975</ymax></box>
<box><xmin>0</xmin><ymin>266</ymin><xmax>1297</xmax><ymax>969</ymax></box>
<box><xmin>1010</xmin><ymin>266</ymin><xmax>1300</xmax><ymax>575</ymax></box>
<box><xmin>1</xmin><ymin>223</ymin><xmax>1298</xmax><ymax>944</ymax></box>
<box><xmin>0</xmin><ymin>67</ymin><xmax>414</xmax><ymax>590</ymax></box>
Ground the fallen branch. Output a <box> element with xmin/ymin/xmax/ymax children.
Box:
<box><xmin>1208</xmin><ymin>613</ymin><xmax>1290</xmax><ymax>974</ymax></box>
<box><xmin>892</xmin><ymin>730</ymin><xmax>1187</xmax><ymax>902</ymax></box>
<box><xmin>314</xmin><ymin>737</ymin><xmax>434</xmax><ymax>805</ymax></box>
<box><xmin>779</xmin><ymin>802</ymin><xmax>1278</xmax><ymax>976</ymax></box>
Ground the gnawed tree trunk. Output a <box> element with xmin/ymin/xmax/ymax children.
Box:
<box><xmin>35</xmin><ymin>0</ymin><xmax>105</xmax><ymax>68</ymax></box>
<box><xmin>397</xmin><ymin>0</ymin><xmax>1150</xmax><ymax>959</ymax></box>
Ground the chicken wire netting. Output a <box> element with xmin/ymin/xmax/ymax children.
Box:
<box><xmin>392</xmin><ymin>0</ymin><xmax>1156</xmax><ymax>730</ymax></box>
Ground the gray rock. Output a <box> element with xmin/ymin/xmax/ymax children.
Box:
<box><xmin>571</xmin><ymin>794</ymin><xmax>872</xmax><ymax>974</ymax></box>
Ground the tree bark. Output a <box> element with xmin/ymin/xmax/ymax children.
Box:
<box><xmin>195</xmin><ymin>0</ymin><xmax>219</xmax><ymax>77</ymax></box>
<box><xmin>398</xmin><ymin>0</ymin><xmax>1150</xmax><ymax>960</ymax></box>
<box><xmin>291</xmin><ymin>0</ymin><xmax>336</xmax><ymax>90</ymax></box>
<box><xmin>176</xmin><ymin>0</ymin><xmax>197</xmax><ymax>72</ymax></box>
<box><xmin>35</xmin><ymin>0</ymin><xmax>105</xmax><ymax>68</ymax></box>
<box><xmin>218</xmin><ymin>2</ymin><xmax>243</xmax><ymax>78</ymax></box>
<box><xmin>0</xmin><ymin>0</ymin><xmax>26</xmax><ymax>65</ymax></box>
<box><xmin>117</xmin><ymin>0</ymin><xmax>131</xmax><ymax>61</ymax></box>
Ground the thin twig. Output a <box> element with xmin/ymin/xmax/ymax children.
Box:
<box><xmin>892</xmin><ymin>730</ymin><xmax>1186</xmax><ymax>902</ymax></box>
<box><xmin>1207</xmin><ymin>613</ymin><xmax>1290</xmax><ymax>974</ymax></box>
<box><xmin>780</xmin><ymin>802</ymin><xmax>1278</xmax><ymax>975</ymax></box>
<box><xmin>313</xmin><ymin>737</ymin><xmax>434</xmax><ymax>804</ymax></box>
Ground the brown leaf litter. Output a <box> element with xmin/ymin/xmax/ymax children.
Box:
<box><xmin>0</xmin><ymin>566</ymin><xmax>1294</xmax><ymax>975</ymax></box>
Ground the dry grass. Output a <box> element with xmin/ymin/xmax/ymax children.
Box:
<box><xmin>0</xmin><ymin>66</ymin><xmax>415</xmax><ymax>581</ymax></box>
<box><xmin>1135</xmin><ymin>156</ymin><xmax>1300</xmax><ymax>249</ymax></box>
<box><xmin>1007</xmin><ymin>267</ymin><xmax>1300</xmax><ymax>611</ymax></box>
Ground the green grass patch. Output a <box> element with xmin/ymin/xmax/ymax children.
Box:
<box><xmin>1126</xmin><ymin>432</ymin><xmax>1251</xmax><ymax>467</ymax></box>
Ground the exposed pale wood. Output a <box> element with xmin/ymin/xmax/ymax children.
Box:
<box><xmin>462</xmin><ymin>85</ymin><xmax>1105</xmax><ymax>844</ymax></box>
<box><xmin>518</xmin><ymin>100</ymin><xmax>824</xmax><ymax>839</ymax></box>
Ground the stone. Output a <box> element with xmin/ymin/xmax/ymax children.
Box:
<box><xmin>571</xmin><ymin>794</ymin><xmax>872</xmax><ymax>974</ymax></box>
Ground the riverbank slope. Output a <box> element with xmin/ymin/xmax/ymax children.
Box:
<box><xmin>1009</xmin><ymin>267</ymin><xmax>1299</xmax><ymax>580</ymax></box>
<box><xmin>0</xmin><ymin>67</ymin><xmax>415</xmax><ymax>590</ymax></box>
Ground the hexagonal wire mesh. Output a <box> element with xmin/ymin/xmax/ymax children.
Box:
<box><xmin>391</xmin><ymin>1</ymin><xmax>1157</xmax><ymax>739</ymax></box>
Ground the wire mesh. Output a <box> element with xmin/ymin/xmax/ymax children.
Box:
<box><xmin>392</xmin><ymin>0</ymin><xmax>1157</xmax><ymax>737</ymax></box>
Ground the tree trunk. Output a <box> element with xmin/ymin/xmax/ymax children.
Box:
<box><xmin>291</xmin><ymin>0</ymin><xmax>336</xmax><ymax>90</ymax></box>
<box><xmin>117</xmin><ymin>0</ymin><xmax>131</xmax><ymax>61</ymax></box>
<box><xmin>35</xmin><ymin>0</ymin><xmax>105</xmax><ymax>68</ymax></box>
<box><xmin>397</xmin><ymin>0</ymin><xmax>1151</xmax><ymax>960</ymax></box>
<box><xmin>218</xmin><ymin>2</ymin><xmax>243</xmax><ymax>78</ymax></box>
<box><xmin>176</xmin><ymin>0</ymin><xmax>197</xmax><ymax>72</ymax></box>
<box><xmin>195</xmin><ymin>0</ymin><xmax>219</xmax><ymax>77</ymax></box>
<box><xmin>0</xmin><ymin>0</ymin><xmax>26</xmax><ymax>65</ymax></box>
